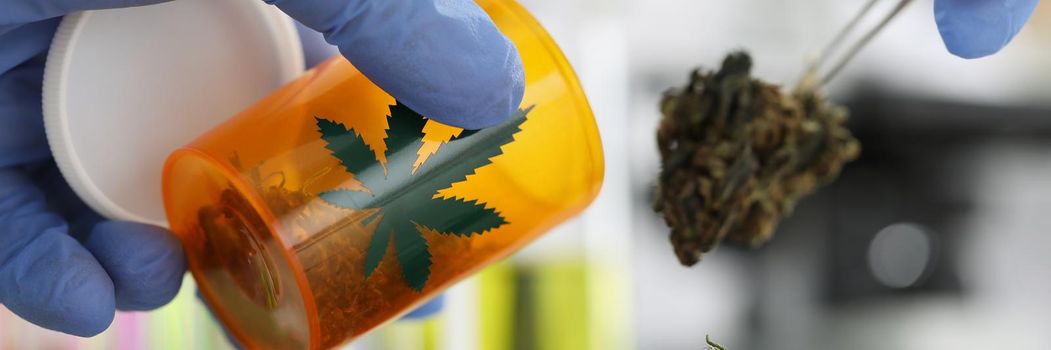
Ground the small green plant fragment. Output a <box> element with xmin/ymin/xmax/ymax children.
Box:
<box><xmin>315</xmin><ymin>102</ymin><xmax>530</xmax><ymax>291</ymax></box>
<box><xmin>706</xmin><ymin>335</ymin><xmax>727</xmax><ymax>350</ymax></box>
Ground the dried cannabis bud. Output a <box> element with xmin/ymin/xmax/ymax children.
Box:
<box><xmin>654</xmin><ymin>51</ymin><xmax>860</xmax><ymax>266</ymax></box>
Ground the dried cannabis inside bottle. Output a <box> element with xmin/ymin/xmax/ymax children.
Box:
<box><xmin>654</xmin><ymin>51</ymin><xmax>860</xmax><ymax>266</ymax></box>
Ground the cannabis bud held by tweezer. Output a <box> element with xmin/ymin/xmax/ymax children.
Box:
<box><xmin>653</xmin><ymin>52</ymin><xmax>859</xmax><ymax>266</ymax></box>
<box><xmin>653</xmin><ymin>0</ymin><xmax>912</xmax><ymax>266</ymax></box>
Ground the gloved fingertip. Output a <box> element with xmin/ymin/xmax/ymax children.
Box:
<box><xmin>84</xmin><ymin>221</ymin><xmax>186</xmax><ymax>311</ymax></box>
<box><xmin>937</xmin><ymin>18</ymin><xmax>1005</xmax><ymax>59</ymax></box>
<box><xmin>406</xmin><ymin>37</ymin><xmax>526</xmax><ymax>130</ymax></box>
<box><xmin>395</xmin><ymin>34</ymin><xmax>523</xmax><ymax>130</ymax></box>
<box><xmin>281</xmin><ymin>0</ymin><xmax>526</xmax><ymax>130</ymax></box>
<box><xmin>402</xmin><ymin>294</ymin><xmax>445</xmax><ymax>319</ymax></box>
<box><xmin>934</xmin><ymin>0</ymin><xmax>1039</xmax><ymax>59</ymax></box>
<box><xmin>0</xmin><ymin>229</ymin><xmax>116</xmax><ymax>336</ymax></box>
<box><xmin>61</xmin><ymin>292</ymin><xmax>116</xmax><ymax>337</ymax></box>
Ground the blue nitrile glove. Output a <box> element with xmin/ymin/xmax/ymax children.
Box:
<box><xmin>269</xmin><ymin>0</ymin><xmax>525</xmax><ymax>129</ymax></box>
<box><xmin>403</xmin><ymin>294</ymin><xmax>445</xmax><ymax>319</ymax></box>
<box><xmin>935</xmin><ymin>0</ymin><xmax>1041</xmax><ymax>58</ymax></box>
<box><xmin>1</xmin><ymin>0</ymin><xmax>523</xmax><ymax>337</ymax></box>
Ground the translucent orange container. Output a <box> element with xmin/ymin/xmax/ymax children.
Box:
<box><xmin>161</xmin><ymin>1</ymin><xmax>603</xmax><ymax>348</ymax></box>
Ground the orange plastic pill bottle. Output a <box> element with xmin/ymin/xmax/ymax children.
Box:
<box><xmin>160</xmin><ymin>0</ymin><xmax>603</xmax><ymax>348</ymax></box>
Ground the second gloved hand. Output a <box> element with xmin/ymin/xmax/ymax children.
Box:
<box><xmin>935</xmin><ymin>0</ymin><xmax>1041</xmax><ymax>58</ymax></box>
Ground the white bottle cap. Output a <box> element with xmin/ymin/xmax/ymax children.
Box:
<box><xmin>43</xmin><ymin>0</ymin><xmax>305</xmax><ymax>228</ymax></box>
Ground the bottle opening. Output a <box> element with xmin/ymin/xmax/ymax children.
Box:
<box><xmin>198</xmin><ymin>189</ymin><xmax>283</xmax><ymax>309</ymax></box>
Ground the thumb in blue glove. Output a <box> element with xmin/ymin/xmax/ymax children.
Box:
<box><xmin>268</xmin><ymin>0</ymin><xmax>526</xmax><ymax>129</ymax></box>
<box><xmin>935</xmin><ymin>0</ymin><xmax>1041</xmax><ymax>58</ymax></box>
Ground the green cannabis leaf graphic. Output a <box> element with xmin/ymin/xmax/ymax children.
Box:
<box><xmin>315</xmin><ymin>101</ymin><xmax>531</xmax><ymax>291</ymax></box>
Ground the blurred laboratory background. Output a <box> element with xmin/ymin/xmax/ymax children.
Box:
<box><xmin>5</xmin><ymin>0</ymin><xmax>1051</xmax><ymax>349</ymax></box>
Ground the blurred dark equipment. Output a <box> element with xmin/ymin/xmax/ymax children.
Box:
<box><xmin>821</xmin><ymin>86</ymin><xmax>1051</xmax><ymax>302</ymax></box>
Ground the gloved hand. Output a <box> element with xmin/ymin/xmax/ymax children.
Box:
<box><xmin>0</xmin><ymin>0</ymin><xmax>523</xmax><ymax>337</ymax></box>
<box><xmin>935</xmin><ymin>0</ymin><xmax>1041</xmax><ymax>58</ymax></box>
<box><xmin>270</xmin><ymin>0</ymin><xmax>525</xmax><ymax>129</ymax></box>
